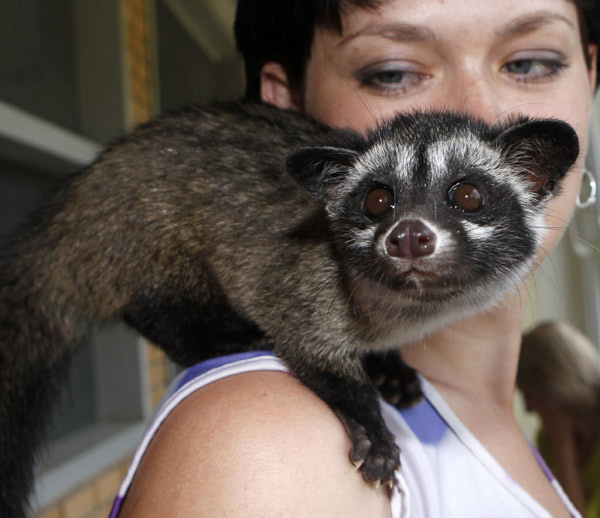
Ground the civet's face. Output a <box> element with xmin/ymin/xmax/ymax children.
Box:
<box><xmin>286</xmin><ymin>111</ymin><xmax>578</xmax><ymax>332</ymax></box>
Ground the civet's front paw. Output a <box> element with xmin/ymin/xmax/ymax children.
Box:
<box><xmin>338</xmin><ymin>412</ymin><xmax>400</xmax><ymax>487</ymax></box>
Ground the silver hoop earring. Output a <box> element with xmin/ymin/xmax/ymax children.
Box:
<box><xmin>576</xmin><ymin>168</ymin><xmax>597</xmax><ymax>209</ymax></box>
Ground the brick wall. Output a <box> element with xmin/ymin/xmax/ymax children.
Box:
<box><xmin>37</xmin><ymin>459</ymin><xmax>132</xmax><ymax>518</ymax></box>
<box><xmin>124</xmin><ymin>0</ymin><xmax>154</xmax><ymax>126</ymax></box>
<box><xmin>148</xmin><ymin>343</ymin><xmax>170</xmax><ymax>408</ymax></box>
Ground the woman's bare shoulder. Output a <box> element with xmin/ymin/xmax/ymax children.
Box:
<box><xmin>119</xmin><ymin>370</ymin><xmax>392</xmax><ymax>517</ymax></box>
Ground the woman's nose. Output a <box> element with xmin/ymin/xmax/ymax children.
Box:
<box><xmin>432</xmin><ymin>74</ymin><xmax>504</xmax><ymax>123</ymax></box>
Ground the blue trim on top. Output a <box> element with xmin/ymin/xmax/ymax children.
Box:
<box><xmin>175</xmin><ymin>350</ymin><xmax>276</xmax><ymax>391</ymax></box>
<box><xmin>398</xmin><ymin>398</ymin><xmax>449</xmax><ymax>445</ymax></box>
<box><xmin>528</xmin><ymin>438</ymin><xmax>556</xmax><ymax>482</ymax></box>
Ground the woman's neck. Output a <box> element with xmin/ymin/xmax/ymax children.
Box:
<box><xmin>401</xmin><ymin>289</ymin><xmax>527</xmax><ymax>415</ymax></box>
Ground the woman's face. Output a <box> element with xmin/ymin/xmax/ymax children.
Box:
<box><xmin>286</xmin><ymin>0</ymin><xmax>597</xmax><ymax>255</ymax></box>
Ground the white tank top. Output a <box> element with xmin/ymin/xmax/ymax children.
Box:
<box><xmin>110</xmin><ymin>351</ymin><xmax>581</xmax><ymax>518</ymax></box>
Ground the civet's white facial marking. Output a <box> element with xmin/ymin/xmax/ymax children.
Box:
<box><xmin>425</xmin><ymin>136</ymin><xmax>503</xmax><ymax>184</ymax></box>
<box><xmin>353</xmin><ymin>142</ymin><xmax>416</xmax><ymax>188</ymax></box>
<box><xmin>460</xmin><ymin>220</ymin><xmax>497</xmax><ymax>241</ymax></box>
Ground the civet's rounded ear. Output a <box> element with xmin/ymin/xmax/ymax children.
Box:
<box><xmin>494</xmin><ymin>118</ymin><xmax>579</xmax><ymax>199</ymax></box>
<box><xmin>286</xmin><ymin>146</ymin><xmax>359</xmax><ymax>199</ymax></box>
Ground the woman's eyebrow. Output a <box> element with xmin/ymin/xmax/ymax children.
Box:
<box><xmin>496</xmin><ymin>11</ymin><xmax>575</xmax><ymax>39</ymax></box>
<box><xmin>338</xmin><ymin>22</ymin><xmax>438</xmax><ymax>47</ymax></box>
<box><xmin>338</xmin><ymin>10</ymin><xmax>575</xmax><ymax>48</ymax></box>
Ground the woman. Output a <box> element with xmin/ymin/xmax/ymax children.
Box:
<box><xmin>115</xmin><ymin>1</ymin><xmax>599</xmax><ymax>516</ymax></box>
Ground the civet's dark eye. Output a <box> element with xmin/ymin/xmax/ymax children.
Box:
<box><xmin>364</xmin><ymin>187</ymin><xmax>394</xmax><ymax>218</ymax></box>
<box><xmin>447</xmin><ymin>182</ymin><xmax>484</xmax><ymax>213</ymax></box>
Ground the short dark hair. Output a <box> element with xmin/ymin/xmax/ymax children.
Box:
<box><xmin>234</xmin><ymin>0</ymin><xmax>379</xmax><ymax>100</ymax></box>
<box><xmin>234</xmin><ymin>0</ymin><xmax>600</xmax><ymax>100</ymax></box>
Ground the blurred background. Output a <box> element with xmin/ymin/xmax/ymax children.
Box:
<box><xmin>0</xmin><ymin>1</ymin><xmax>598</xmax><ymax>516</ymax></box>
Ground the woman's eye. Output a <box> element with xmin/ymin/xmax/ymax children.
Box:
<box><xmin>370</xmin><ymin>70</ymin><xmax>410</xmax><ymax>84</ymax></box>
<box><xmin>355</xmin><ymin>62</ymin><xmax>427</xmax><ymax>95</ymax></box>
<box><xmin>501</xmin><ymin>55</ymin><xmax>568</xmax><ymax>83</ymax></box>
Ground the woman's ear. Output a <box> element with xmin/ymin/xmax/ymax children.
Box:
<box><xmin>260</xmin><ymin>62</ymin><xmax>302</xmax><ymax>110</ymax></box>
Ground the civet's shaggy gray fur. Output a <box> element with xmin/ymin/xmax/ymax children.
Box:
<box><xmin>0</xmin><ymin>102</ymin><xmax>579</xmax><ymax>516</ymax></box>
